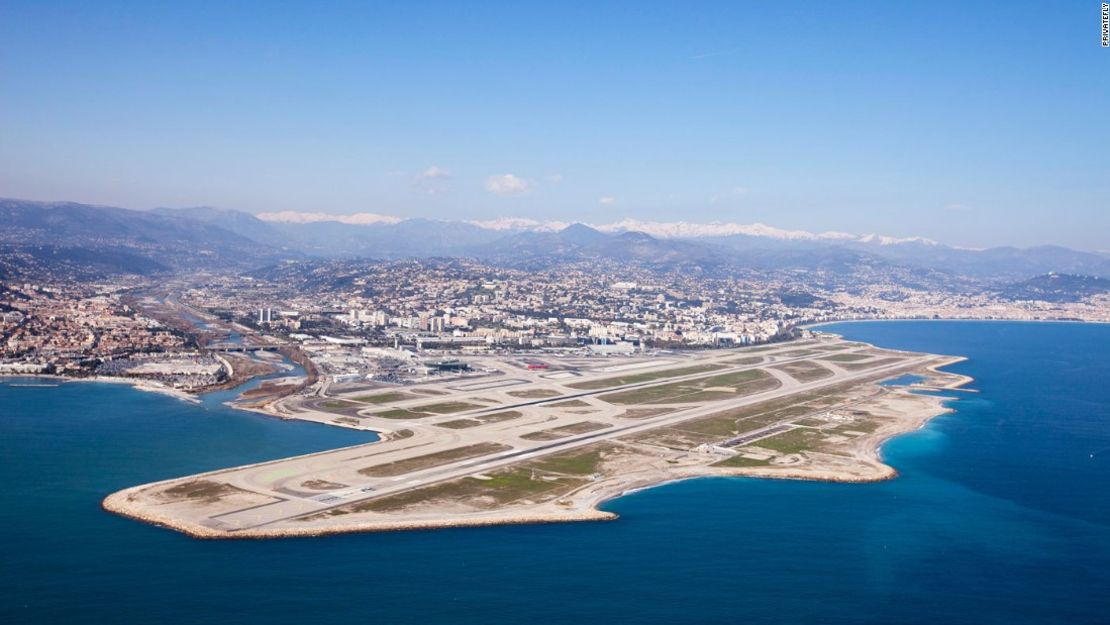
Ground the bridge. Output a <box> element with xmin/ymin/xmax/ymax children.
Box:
<box><xmin>203</xmin><ymin>344</ymin><xmax>281</xmax><ymax>353</ymax></box>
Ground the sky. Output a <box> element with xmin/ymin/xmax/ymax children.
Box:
<box><xmin>1</xmin><ymin>1</ymin><xmax>1108</xmax><ymax>250</ymax></box>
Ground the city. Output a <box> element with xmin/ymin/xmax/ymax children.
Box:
<box><xmin>3</xmin><ymin>253</ymin><xmax>1107</xmax><ymax>392</ymax></box>
<box><xmin>3</xmin><ymin>2</ymin><xmax>1109</xmax><ymax>624</ymax></box>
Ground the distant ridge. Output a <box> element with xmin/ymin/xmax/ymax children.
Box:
<box><xmin>2</xmin><ymin>197</ymin><xmax>1108</xmax><ymax>281</ymax></box>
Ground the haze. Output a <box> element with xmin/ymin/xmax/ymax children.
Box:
<box><xmin>1</xmin><ymin>1</ymin><xmax>1107</xmax><ymax>250</ymax></box>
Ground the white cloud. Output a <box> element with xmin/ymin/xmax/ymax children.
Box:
<box><xmin>485</xmin><ymin>174</ymin><xmax>531</xmax><ymax>196</ymax></box>
<box><xmin>419</xmin><ymin>166</ymin><xmax>451</xmax><ymax>180</ymax></box>
<box><xmin>256</xmin><ymin>211</ymin><xmax>402</xmax><ymax>225</ymax></box>
<box><xmin>598</xmin><ymin>196</ymin><xmax>617</xmax><ymax>205</ymax></box>
<box><xmin>413</xmin><ymin>165</ymin><xmax>452</xmax><ymax>194</ymax></box>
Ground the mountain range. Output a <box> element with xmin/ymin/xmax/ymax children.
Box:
<box><xmin>2</xmin><ymin>198</ymin><xmax>1109</xmax><ymax>287</ymax></box>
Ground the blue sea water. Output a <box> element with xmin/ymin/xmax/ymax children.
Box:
<box><xmin>2</xmin><ymin>321</ymin><xmax>1109</xmax><ymax>625</ymax></box>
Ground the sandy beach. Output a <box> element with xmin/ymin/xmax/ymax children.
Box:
<box><xmin>2</xmin><ymin>373</ymin><xmax>202</xmax><ymax>403</ymax></box>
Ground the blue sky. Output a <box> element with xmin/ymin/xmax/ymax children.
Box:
<box><xmin>1</xmin><ymin>1</ymin><xmax>1107</xmax><ymax>249</ymax></box>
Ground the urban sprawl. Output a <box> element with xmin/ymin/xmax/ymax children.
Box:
<box><xmin>3</xmin><ymin>258</ymin><xmax>1107</xmax><ymax>392</ymax></box>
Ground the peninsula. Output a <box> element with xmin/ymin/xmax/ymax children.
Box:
<box><xmin>103</xmin><ymin>334</ymin><xmax>971</xmax><ymax>538</ymax></box>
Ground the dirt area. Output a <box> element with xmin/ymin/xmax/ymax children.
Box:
<box><xmin>239</xmin><ymin>381</ymin><xmax>300</xmax><ymax>400</ymax></box>
<box><xmin>301</xmin><ymin>479</ymin><xmax>348</xmax><ymax>491</ymax></box>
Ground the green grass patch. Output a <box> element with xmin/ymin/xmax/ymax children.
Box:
<box><xmin>793</xmin><ymin>417</ymin><xmax>828</xmax><ymax>427</ymax></box>
<box><xmin>530</xmin><ymin>447</ymin><xmax>611</xmax><ymax>476</ymax></box>
<box><xmin>339</xmin><ymin>467</ymin><xmax>585</xmax><ymax>513</ymax></box>
<box><xmin>351</xmin><ymin>391</ymin><xmax>412</xmax><ymax>404</ymax></box>
<box><xmin>321</xmin><ymin>399</ymin><xmax>363</xmax><ymax>410</ymax></box>
<box><xmin>358</xmin><ymin>442</ymin><xmax>511</xmax><ymax>477</ymax></box>
<box><xmin>837</xmin><ymin>357</ymin><xmax>904</xmax><ymax>371</ymax></box>
<box><xmin>521</xmin><ymin>421</ymin><xmax>610</xmax><ymax>441</ymax></box>
<box><xmin>713</xmin><ymin>455</ymin><xmax>772</xmax><ymax>468</ymax></box>
<box><xmin>437</xmin><ymin>410</ymin><xmax>523</xmax><ymax>429</ymax></box>
<box><xmin>836</xmin><ymin>419</ymin><xmax>881</xmax><ymax>434</ymax></box>
<box><xmin>374</xmin><ymin>408</ymin><xmax>433</xmax><ymax>419</ymax></box>
<box><xmin>161</xmin><ymin>480</ymin><xmax>245</xmax><ymax>503</ymax></box>
<box><xmin>410</xmin><ymin>400</ymin><xmax>484</xmax><ymax>414</ymax></box>
<box><xmin>469</xmin><ymin>470</ymin><xmax>580</xmax><ymax>502</ymax></box>
<box><xmin>567</xmin><ymin>363</ymin><xmax>724</xmax><ymax>390</ymax></box>
<box><xmin>547</xmin><ymin>399</ymin><xmax>591</xmax><ymax>408</ymax></box>
<box><xmin>674</xmin><ymin>417</ymin><xmax>746</xmax><ymax>438</ymax></box>
<box><xmin>600</xmin><ymin>369</ymin><xmax>778</xmax><ymax>405</ymax></box>
<box><xmin>780</xmin><ymin>349</ymin><xmax>820</xmax><ymax>357</ymax></box>
<box><xmin>751</xmin><ymin>427</ymin><xmax>823</xmax><ymax>455</ymax></box>
<box><xmin>619</xmin><ymin>407</ymin><xmax>673</xmax><ymax>419</ymax></box>
<box><xmin>819</xmin><ymin>353</ymin><xmax>870</xmax><ymax>362</ymax></box>
<box><xmin>506</xmin><ymin>388</ymin><xmax>561</xmax><ymax>399</ymax></box>
<box><xmin>771</xmin><ymin>360</ymin><xmax>834</xmax><ymax>382</ymax></box>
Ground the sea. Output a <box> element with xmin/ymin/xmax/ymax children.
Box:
<box><xmin>2</xmin><ymin>321</ymin><xmax>1109</xmax><ymax>625</ymax></box>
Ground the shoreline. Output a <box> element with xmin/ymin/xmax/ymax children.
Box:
<box><xmin>2</xmin><ymin>373</ymin><xmax>202</xmax><ymax>403</ymax></box>
<box><xmin>101</xmin><ymin>357</ymin><xmax>969</xmax><ymax>539</ymax></box>
<box><xmin>804</xmin><ymin>317</ymin><xmax>1110</xmax><ymax>330</ymax></box>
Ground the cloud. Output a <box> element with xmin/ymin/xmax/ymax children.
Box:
<box><xmin>485</xmin><ymin>173</ymin><xmax>531</xmax><ymax>196</ymax></box>
<box><xmin>419</xmin><ymin>166</ymin><xmax>451</xmax><ymax>180</ymax></box>
<box><xmin>256</xmin><ymin>211</ymin><xmax>402</xmax><ymax>225</ymax></box>
<box><xmin>413</xmin><ymin>165</ymin><xmax>451</xmax><ymax>194</ymax></box>
<box><xmin>733</xmin><ymin>186</ymin><xmax>748</xmax><ymax>195</ymax></box>
<box><xmin>598</xmin><ymin>196</ymin><xmax>617</xmax><ymax>205</ymax></box>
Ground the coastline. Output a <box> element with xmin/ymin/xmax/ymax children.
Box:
<box><xmin>101</xmin><ymin>389</ymin><xmax>947</xmax><ymax>539</ymax></box>
<box><xmin>804</xmin><ymin>317</ymin><xmax>1110</xmax><ymax>330</ymax></box>
<box><xmin>100</xmin><ymin>353</ymin><xmax>970</xmax><ymax>539</ymax></box>
<box><xmin>2</xmin><ymin>373</ymin><xmax>201</xmax><ymax>404</ymax></box>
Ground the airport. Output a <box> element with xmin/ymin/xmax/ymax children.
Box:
<box><xmin>104</xmin><ymin>333</ymin><xmax>970</xmax><ymax>538</ymax></box>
